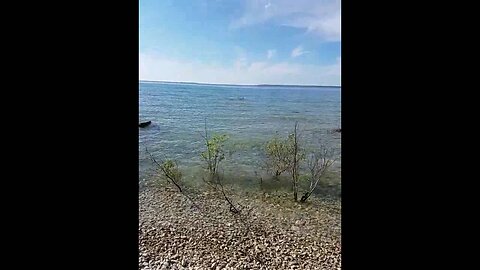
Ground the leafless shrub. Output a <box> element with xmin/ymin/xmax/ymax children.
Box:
<box><xmin>300</xmin><ymin>145</ymin><xmax>337</xmax><ymax>202</ymax></box>
<box><xmin>146</xmin><ymin>147</ymin><xmax>200</xmax><ymax>210</ymax></box>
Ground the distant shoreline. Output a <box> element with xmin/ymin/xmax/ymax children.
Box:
<box><xmin>139</xmin><ymin>80</ymin><xmax>341</xmax><ymax>88</ymax></box>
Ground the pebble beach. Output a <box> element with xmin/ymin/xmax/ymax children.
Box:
<box><xmin>139</xmin><ymin>180</ymin><xmax>341</xmax><ymax>270</ymax></box>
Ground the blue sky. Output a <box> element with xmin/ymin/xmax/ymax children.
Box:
<box><xmin>140</xmin><ymin>0</ymin><xmax>341</xmax><ymax>86</ymax></box>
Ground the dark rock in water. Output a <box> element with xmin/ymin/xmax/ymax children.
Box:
<box><xmin>139</xmin><ymin>121</ymin><xmax>152</xmax><ymax>128</ymax></box>
<box><xmin>333</xmin><ymin>128</ymin><xmax>341</xmax><ymax>133</ymax></box>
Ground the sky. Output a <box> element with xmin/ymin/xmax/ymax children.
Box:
<box><xmin>140</xmin><ymin>0</ymin><xmax>341</xmax><ymax>86</ymax></box>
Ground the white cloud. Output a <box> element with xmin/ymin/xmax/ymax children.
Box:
<box><xmin>291</xmin><ymin>46</ymin><xmax>308</xmax><ymax>58</ymax></box>
<box><xmin>233</xmin><ymin>46</ymin><xmax>249</xmax><ymax>69</ymax></box>
<box><xmin>234</xmin><ymin>56</ymin><xmax>248</xmax><ymax>69</ymax></box>
<box><xmin>267</xmin><ymin>49</ymin><xmax>276</xmax><ymax>59</ymax></box>
<box><xmin>231</xmin><ymin>0</ymin><xmax>341</xmax><ymax>42</ymax></box>
<box><xmin>140</xmin><ymin>52</ymin><xmax>340</xmax><ymax>86</ymax></box>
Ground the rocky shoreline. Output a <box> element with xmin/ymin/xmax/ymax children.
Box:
<box><xmin>139</xmin><ymin>181</ymin><xmax>341</xmax><ymax>269</ymax></box>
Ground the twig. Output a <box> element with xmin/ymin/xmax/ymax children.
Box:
<box><xmin>145</xmin><ymin>147</ymin><xmax>201</xmax><ymax>210</ymax></box>
<box><xmin>215</xmin><ymin>174</ymin><xmax>241</xmax><ymax>214</ymax></box>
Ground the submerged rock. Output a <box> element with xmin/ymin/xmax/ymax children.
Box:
<box><xmin>139</xmin><ymin>121</ymin><xmax>152</xmax><ymax>128</ymax></box>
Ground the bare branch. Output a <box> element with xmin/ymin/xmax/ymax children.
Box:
<box><xmin>145</xmin><ymin>147</ymin><xmax>201</xmax><ymax>210</ymax></box>
<box><xmin>216</xmin><ymin>173</ymin><xmax>241</xmax><ymax>214</ymax></box>
<box><xmin>300</xmin><ymin>143</ymin><xmax>336</xmax><ymax>202</ymax></box>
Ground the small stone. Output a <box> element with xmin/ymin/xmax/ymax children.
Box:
<box><xmin>295</xmin><ymin>220</ymin><xmax>305</xmax><ymax>226</ymax></box>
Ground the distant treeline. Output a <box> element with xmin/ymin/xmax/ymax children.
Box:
<box><xmin>140</xmin><ymin>80</ymin><xmax>341</xmax><ymax>88</ymax></box>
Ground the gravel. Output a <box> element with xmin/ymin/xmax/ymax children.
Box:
<box><xmin>139</xmin><ymin>182</ymin><xmax>341</xmax><ymax>269</ymax></box>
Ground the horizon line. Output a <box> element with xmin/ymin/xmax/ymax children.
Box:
<box><xmin>139</xmin><ymin>79</ymin><xmax>341</xmax><ymax>88</ymax></box>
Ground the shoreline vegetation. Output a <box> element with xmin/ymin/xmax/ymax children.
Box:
<box><xmin>139</xmin><ymin>122</ymin><xmax>341</xmax><ymax>269</ymax></box>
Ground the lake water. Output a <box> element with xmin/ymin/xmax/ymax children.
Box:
<box><xmin>139</xmin><ymin>81</ymin><xmax>341</xmax><ymax>189</ymax></box>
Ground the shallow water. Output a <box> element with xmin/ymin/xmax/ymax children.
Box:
<box><xmin>139</xmin><ymin>81</ymin><xmax>341</xmax><ymax>188</ymax></box>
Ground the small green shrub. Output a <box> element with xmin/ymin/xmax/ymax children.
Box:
<box><xmin>265</xmin><ymin>136</ymin><xmax>292</xmax><ymax>178</ymax></box>
<box><xmin>161</xmin><ymin>160</ymin><xmax>182</xmax><ymax>181</ymax></box>
<box><xmin>265</xmin><ymin>123</ymin><xmax>304</xmax><ymax>201</ymax></box>
<box><xmin>159</xmin><ymin>159</ymin><xmax>183</xmax><ymax>192</ymax></box>
<box><xmin>201</xmin><ymin>133</ymin><xmax>229</xmax><ymax>178</ymax></box>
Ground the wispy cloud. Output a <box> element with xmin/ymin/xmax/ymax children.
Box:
<box><xmin>140</xmin><ymin>52</ymin><xmax>340</xmax><ymax>86</ymax></box>
<box><xmin>291</xmin><ymin>46</ymin><xmax>308</xmax><ymax>58</ymax></box>
<box><xmin>231</xmin><ymin>0</ymin><xmax>341</xmax><ymax>42</ymax></box>
<box><xmin>267</xmin><ymin>49</ymin><xmax>276</xmax><ymax>59</ymax></box>
<box><xmin>233</xmin><ymin>46</ymin><xmax>249</xmax><ymax>69</ymax></box>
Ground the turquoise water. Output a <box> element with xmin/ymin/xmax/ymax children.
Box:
<box><xmin>139</xmin><ymin>81</ymin><xmax>341</xmax><ymax>186</ymax></box>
